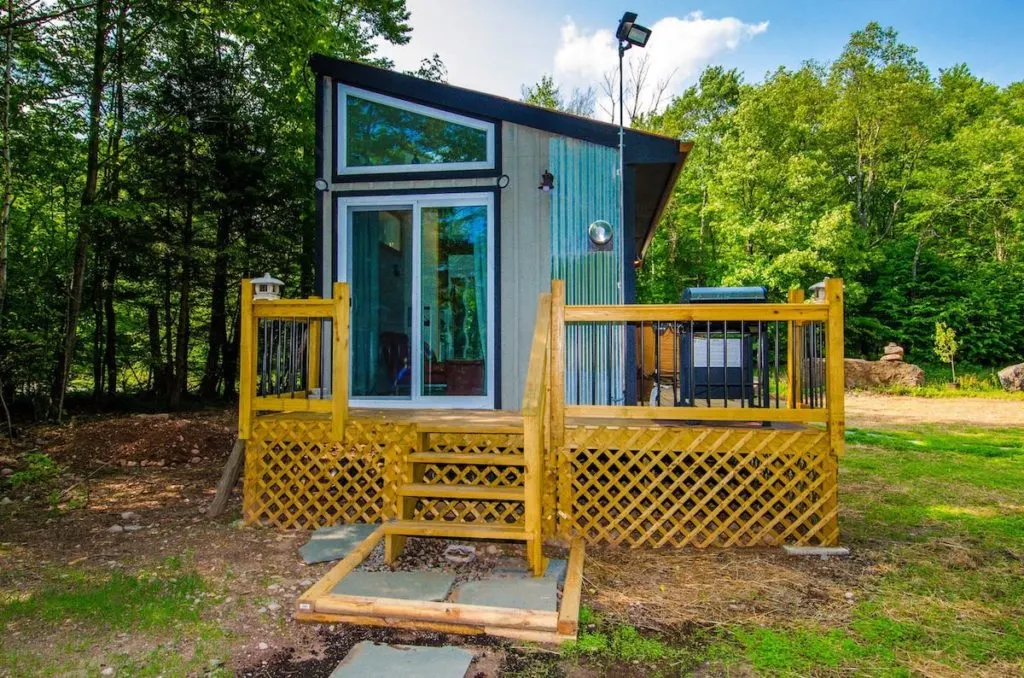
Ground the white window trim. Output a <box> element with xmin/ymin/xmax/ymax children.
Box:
<box><xmin>337</xmin><ymin>84</ymin><xmax>496</xmax><ymax>175</ymax></box>
<box><xmin>336</xmin><ymin>192</ymin><xmax>496</xmax><ymax>410</ymax></box>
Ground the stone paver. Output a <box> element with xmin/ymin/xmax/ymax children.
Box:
<box><xmin>329</xmin><ymin>642</ymin><xmax>473</xmax><ymax>678</ymax></box>
<box><xmin>449</xmin><ymin>558</ymin><xmax>566</xmax><ymax>611</ymax></box>
<box><xmin>298</xmin><ymin>523</ymin><xmax>377</xmax><ymax>564</ymax></box>
<box><xmin>332</xmin><ymin>571</ymin><xmax>455</xmax><ymax>601</ymax></box>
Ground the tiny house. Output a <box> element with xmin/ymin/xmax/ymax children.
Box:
<box><xmin>309</xmin><ymin>54</ymin><xmax>690</xmax><ymax>410</ymax></box>
<box><xmin>237</xmin><ymin>56</ymin><xmax>846</xmax><ymax>611</ymax></box>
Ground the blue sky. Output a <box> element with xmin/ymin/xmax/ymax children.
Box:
<box><xmin>377</xmin><ymin>1</ymin><xmax>1024</xmax><ymax>110</ymax></box>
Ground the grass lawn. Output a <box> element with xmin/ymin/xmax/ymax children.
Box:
<box><xmin>0</xmin><ymin>557</ymin><xmax>231</xmax><ymax>676</ymax></box>
<box><xmin>561</xmin><ymin>424</ymin><xmax>1024</xmax><ymax>676</ymax></box>
<box><xmin>1</xmin><ymin>415</ymin><xmax>1022</xmax><ymax>676</ymax></box>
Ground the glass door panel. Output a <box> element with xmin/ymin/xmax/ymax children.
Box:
<box><xmin>420</xmin><ymin>205</ymin><xmax>488</xmax><ymax>397</ymax></box>
<box><xmin>349</xmin><ymin>207</ymin><xmax>414</xmax><ymax>399</ymax></box>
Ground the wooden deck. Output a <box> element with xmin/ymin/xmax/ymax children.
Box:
<box><xmin>255</xmin><ymin>407</ymin><xmax>814</xmax><ymax>431</ymax></box>
<box><xmin>240</xmin><ymin>278</ymin><xmax>844</xmax><ymax>548</ymax></box>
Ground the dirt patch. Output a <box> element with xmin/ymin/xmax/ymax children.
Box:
<box><xmin>238</xmin><ymin>626</ymin><xmax>506</xmax><ymax>677</ymax></box>
<box><xmin>845</xmin><ymin>392</ymin><xmax>1024</xmax><ymax>428</ymax></box>
<box><xmin>583</xmin><ymin>546</ymin><xmax>869</xmax><ymax>630</ymax></box>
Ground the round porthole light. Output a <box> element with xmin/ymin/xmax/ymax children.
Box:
<box><xmin>588</xmin><ymin>220</ymin><xmax>613</xmax><ymax>246</ymax></box>
<box><xmin>314</xmin><ymin>178</ymin><xmax>329</xmax><ymax>192</ymax></box>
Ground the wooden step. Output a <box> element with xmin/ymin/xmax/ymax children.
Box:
<box><xmin>398</xmin><ymin>483</ymin><xmax>525</xmax><ymax>502</ymax></box>
<box><xmin>415</xmin><ymin>421</ymin><xmax>522</xmax><ymax>435</ymax></box>
<box><xmin>409</xmin><ymin>452</ymin><xmax>525</xmax><ymax>466</ymax></box>
<box><xmin>383</xmin><ymin>520</ymin><xmax>529</xmax><ymax>541</ymax></box>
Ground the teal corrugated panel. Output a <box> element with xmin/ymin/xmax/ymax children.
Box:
<box><xmin>550</xmin><ymin>138</ymin><xmax>624</xmax><ymax>405</ymax></box>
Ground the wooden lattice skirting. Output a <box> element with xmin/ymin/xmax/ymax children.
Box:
<box><xmin>244</xmin><ymin>413</ymin><xmax>838</xmax><ymax>548</ymax></box>
<box><xmin>560</xmin><ymin>425</ymin><xmax>838</xmax><ymax>548</ymax></box>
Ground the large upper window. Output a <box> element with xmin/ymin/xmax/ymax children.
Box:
<box><xmin>337</xmin><ymin>85</ymin><xmax>495</xmax><ymax>175</ymax></box>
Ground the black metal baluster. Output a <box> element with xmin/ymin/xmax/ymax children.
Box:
<box><xmin>706</xmin><ymin>320</ymin><xmax>712</xmax><ymax>408</ymax></box>
<box><xmin>653</xmin><ymin>321</ymin><xmax>661</xmax><ymax>406</ymax></box>
<box><xmin>774</xmin><ymin>321</ymin><xmax>780</xmax><ymax>409</ymax></box>
<box><xmin>740</xmin><ymin>321</ymin><xmax>746</xmax><ymax>408</ymax></box>
<box><xmin>689</xmin><ymin>320</ymin><xmax>695</xmax><ymax>407</ymax></box>
<box><xmin>639</xmin><ymin>321</ymin><xmax>645</xmax><ymax>405</ymax></box>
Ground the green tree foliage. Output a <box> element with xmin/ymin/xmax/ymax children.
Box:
<box><xmin>934</xmin><ymin>322</ymin><xmax>959</xmax><ymax>381</ymax></box>
<box><xmin>0</xmin><ymin>0</ymin><xmax>414</xmax><ymax>417</ymax></box>
<box><xmin>640</xmin><ymin>23</ymin><xmax>1024</xmax><ymax>366</ymax></box>
<box><xmin>522</xmin><ymin>75</ymin><xmax>596</xmax><ymax>117</ymax></box>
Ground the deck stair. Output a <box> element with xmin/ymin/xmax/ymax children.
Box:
<box><xmin>383</xmin><ymin>420</ymin><xmax>546</xmax><ymax>575</ymax></box>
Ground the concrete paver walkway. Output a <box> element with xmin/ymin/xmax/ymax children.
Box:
<box><xmin>329</xmin><ymin>642</ymin><xmax>474</xmax><ymax>678</ymax></box>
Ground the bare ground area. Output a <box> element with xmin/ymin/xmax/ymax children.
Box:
<box><xmin>845</xmin><ymin>391</ymin><xmax>1024</xmax><ymax>428</ymax></box>
<box><xmin>1</xmin><ymin>393</ymin><xmax>1019</xmax><ymax>675</ymax></box>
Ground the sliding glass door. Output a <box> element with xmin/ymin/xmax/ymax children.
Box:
<box><xmin>339</xmin><ymin>193</ymin><xmax>494</xmax><ymax>408</ymax></box>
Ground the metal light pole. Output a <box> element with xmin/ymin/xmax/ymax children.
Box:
<box><xmin>618</xmin><ymin>37</ymin><xmax>628</xmax><ymax>259</ymax></box>
<box><xmin>614</xmin><ymin>12</ymin><xmax>651</xmax><ymax>265</ymax></box>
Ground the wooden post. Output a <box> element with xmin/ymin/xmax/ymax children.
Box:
<box><xmin>307</xmin><ymin>298</ymin><xmax>322</xmax><ymax>391</ymax></box>
<box><xmin>524</xmin><ymin>410</ymin><xmax>545</xmax><ymax>576</ymax></box>
<box><xmin>550</xmin><ymin>280</ymin><xmax>566</xmax><ymax>449</ymax></box>
<box><xmin>822</xmin><ymin>278</ymin><xmax>845</xmax><ymax>545</ymax></box>
<box><xmin>238</xmin><ymin>279</ymin><xmax>255</xmax><ymax>440</ymax></box>
<box><xmin>331</xmin><ymin>282</ymin><xmax>349</xmax><ymax>442</ymax></box>
<box><xmin>786</xmin><ymin>288</ymin><xmax>804</xmax><ymax>409</ymax></box>
<box><xmin>825</xmin><ymin>278</ymin><xmax>845</xmax><ymax>456</ymax></box>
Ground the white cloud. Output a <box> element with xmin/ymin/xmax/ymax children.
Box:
<box><xmin>554</xmin><ymin>12</ymin><xmax>768</xmax><ymax>110</ymax></box>
<box><xmin>376</xmin><ymin>5</ymin><xmax>767</xmax><ymax>113</ymax></box>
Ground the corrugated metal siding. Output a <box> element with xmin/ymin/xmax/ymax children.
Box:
<box><xmin>500</xmin><ymin>123</ymin><xmax>552</xmax><ymax>410</ymax></box>
<box><xmin>549</xmin><ymin>138</ymin><xmax>624</xmax><ymax>405</ymax></box>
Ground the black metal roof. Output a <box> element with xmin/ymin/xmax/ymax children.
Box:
<box><xmin>309</xmin><ymin>53</ymin><xmax>691</xmax><ymax>254</ymax></box>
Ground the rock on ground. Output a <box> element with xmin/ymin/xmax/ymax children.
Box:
<box><xmin>844</xmin><ymin>358</ymin><xmax>925</xmax><ymax>389</ymax></box>
<box><xmin>997</xmin><ymin>363</ymin><xmax>1024</xmax><ymax>392</ymax></box>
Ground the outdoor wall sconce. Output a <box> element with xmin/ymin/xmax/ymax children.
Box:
<box><xmin>810</xmin><ymin>279</ymin><xmax>828</xmax><ymax>303</ymax></box>
<box><xmin>538</xmin><ymin>169</ymin><xmax>555</xmax><ymax>192</ymax></box>
<box><xmin>252</xmin><ymin>273</ymin><xmax>284</xmax><ymax>300</ymax></box>
<box><xmin>588</xmin><ymin>220</ymin><xmax>613</xmax><ymax>247</ymax></box>
<box><xmin>314</xmin><ymin>178</ymin><xmax>329</xmax><ymax>192</ymax></box>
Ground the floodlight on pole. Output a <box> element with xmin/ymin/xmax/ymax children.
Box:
<box><xmin>615</xmin><ymin>11</ymin><xmax>651</xmax><ymax>279</ymax></box>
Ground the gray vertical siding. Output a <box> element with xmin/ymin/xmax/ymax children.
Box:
<box><xmin>549</xmin><ymin>138</ymin><xmax>624</xmax><ymax>405</ymax></box>
<box><xmin>499</xmin><ymin>123</ymin><xmax>553</xmax><ymax>409</ymax></box>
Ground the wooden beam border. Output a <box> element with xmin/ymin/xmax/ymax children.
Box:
<box><xmin>294</xmin><ymin>525</ymin><xmax>583</xmax><ymax>644</ymax></box>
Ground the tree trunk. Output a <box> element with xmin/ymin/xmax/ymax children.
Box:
<box><xmin>172</xmin><ymin>200</ymin><xmax>193</xmax><ymax>407</ymax></box>
<box><xmin>223</xmin><ymin>290</ymin><xmax>241</xmax><ymax>398</ymax></box>
<box><xmin>104</xmin><ymin>255</ymin><xmax>117</xmax><ymax>398</ymax></box>
<box><xmin>51</xmin><ymin>0</ymin><xmax>110</xmax><ymax>418</ymax></box>
<box><xmin>91</xmin><ymin>248</ymin><xmax>104</xmax><ymax>403</ymax></box>
<box><xmin>0</xmin><ymin>0</ymin><xmax>14</xmax><ymax>325</ymax></box>
<box><xmin>147</xmin><ymin>304</ymin><xmax>163</xmax><ymax>395</ymax></box>
<box><xmin>201</xmin><ymin>208</ymin><xmax>231</xmax><ymax>398</ymax></box>
<box><xmin>163</xmin><ymin>252</ymin><xmax>174</xmax><ymax>403</ymax></box>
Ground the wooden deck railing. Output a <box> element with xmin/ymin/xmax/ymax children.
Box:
<box><xmin>521</xmin><ymin>291</ymin><xmax>553</xmax><ymax>571</ymax></box>
<box><xmin>550</xmin><ymin>278</ymin><xmax>845</xmax><ymax>454</ymax></box>
<box><xmin>238</xmin><ymin>280</ymin><xmax>350</xmax><ymax>441</ymax></box>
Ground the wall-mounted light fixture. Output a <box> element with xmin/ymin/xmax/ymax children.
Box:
<box><xmin>538</xmin><ymin>169</ymin><xmax>555</xmax><ymax>192</ymax></box>
<box><xmin>314</xmin><ymin>178</ymin><xmax>329</xmax><ymax>192</ymax></box>
<box><xmin>588</xmin><ymin>220</ymin><xmax>613</xmax><ymax>247</ymax></box>
<box><xmin>810</xmin><ymin>279</ymin><xmax>828</xmax><ymax>303</ymax></box>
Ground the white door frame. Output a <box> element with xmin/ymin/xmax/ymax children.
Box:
<box><xmin>336</xmin><ymin>192</ymin><xmax>496</xmax><ymax>409</ymax></box>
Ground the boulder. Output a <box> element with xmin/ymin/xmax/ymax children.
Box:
<box><xmin>879</xmin><ymin>353</ymin><xmax>903</xmax><ymax>362</ymax></box>
<box><xmin>997</xmin><ymin>363</ymin><xmax>1024</xmax><ymax>392</ymax></box>
<box><xmin>844</xmin><ymin>358</ymin><xmax>925</xmax><ymax>389</ymax></box>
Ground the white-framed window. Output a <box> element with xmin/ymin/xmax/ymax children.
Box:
<box><xmin>336</xmin><ymin>85</ymin><xmax>496</xmax><ymax>175</ymax></box>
